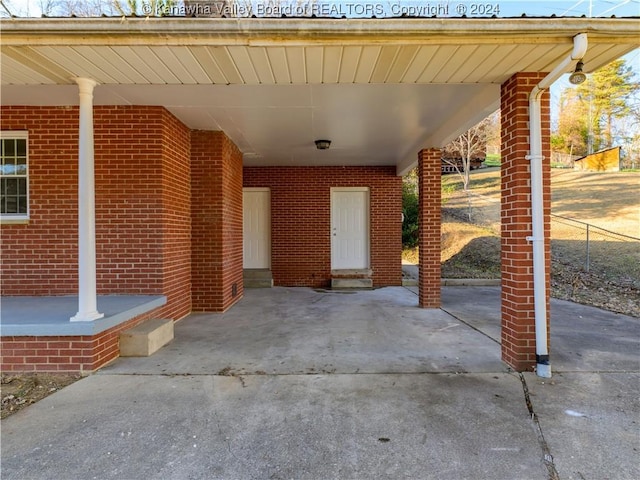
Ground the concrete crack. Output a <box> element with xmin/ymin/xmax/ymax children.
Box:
<box><xmin>518</xmin><ymin>373</ymin><xmax>560</xmax><ymax>480</ymax></box>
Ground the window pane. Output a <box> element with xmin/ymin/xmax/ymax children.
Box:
<box><xmin>4</xmin><ymin>196</ymin><xmax>17</xmax><ymax>214</ymax></box>
<box><xmin>17</xmin><ymin>178</ymin><xmax>26</xmax><ymax>195</ymax></box>
<box><xmin>2</xmin><ymin>164</ymin><xmax>16</xmax><ymax>175</ymax></box>
<box><xmin>1</xmin><ymin>137</ymin><xmax>28</xmax><ymax>216</ymax></box>
<box><xmin>18</xmin><ymin>194</ymin><xmax>27</xmax><ymax>213</ymax></box>
<box><xmin>2</xmin><ymin>178</ymin><xmax>17</xmax><ymax>195</ymax></box>
<box><xmin>16</xmin><ymin>139</ymin><xmax>27</xmax><ymax>156</ymax></box>
<box><xmin>4</xmin><ymin>139</ymin><xmax>15</xmax><ymax>157</ymax></box>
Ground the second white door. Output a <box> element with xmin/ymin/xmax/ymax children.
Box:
<box><xmin>243</xmin><ymin>188</ymin><xmax>271</xmax><ymax>269</ymax></box>
<box><xmin>331</xmin><ymin>188</ymin><xmax>369</xmax><ymax>270</ymax></box>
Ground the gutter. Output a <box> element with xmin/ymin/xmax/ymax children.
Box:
<box><xmin>528</xmin><ymin>33</ymin><xmax>588</xmax><ymax>378</ymax></box>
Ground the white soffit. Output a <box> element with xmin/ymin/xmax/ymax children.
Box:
<box><xmin>1</xmin><ymin>42</ymin><xmax>636</xmax><ymax>86</ymax></box>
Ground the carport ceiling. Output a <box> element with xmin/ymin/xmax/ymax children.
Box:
<box><xmin>1</xmin><ymin>18</ymin><xmax>638</xmax><ymax>173</ymax></box>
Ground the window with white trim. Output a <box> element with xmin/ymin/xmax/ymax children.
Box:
<box><xmin>1</xmin><ymin>132</ymin><xmax>29</xmax><ymax>219</ymax></box>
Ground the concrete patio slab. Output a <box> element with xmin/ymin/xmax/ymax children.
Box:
<box><xmin>1</xmin><ymin>372</ymin><xmax>547</xmax><ymax>480</ymax></box>
<box><xmin>441</xmin><ymin>286</ymin><xmax>640</xmax><ymax>373</ymax></box>
<box><xmin>100</xmin><ymin>287</ymin><xmax>505</xmax><ymax>376</ymax></box>
<box><xmin>524</xmin><ymin>371</ymin><xmax>640</xmax><ymax>480</ymax></box>
<box><xmin>1</xmin><ymin>286</ymin><xmax>638</xmax><ymax>480</ymax></box>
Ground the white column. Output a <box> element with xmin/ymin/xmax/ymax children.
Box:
<box><xmin>71</xmin><ymin>78</ymin><xmax>103</xmax><ymax>322</ymax></box>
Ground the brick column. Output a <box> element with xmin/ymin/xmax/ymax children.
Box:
<box><xmin>500</xmin><ymin>73</ymin><xmax>552</xmax><ymax>371</ymax></box>
<box><xmin>191</xmin><ymin>131</ymin><xmax>244</xmax><ymax>312</ymax></box>
<box><xmin>418</xmin><ymin>148</ymin><xmax>441</xmax><ymax>308</ymax></box>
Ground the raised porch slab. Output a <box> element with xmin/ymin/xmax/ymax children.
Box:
<box><xmin>0</xmin><ymin>295</ymin><xmax>167</xmax><ymax>337</ymax></box>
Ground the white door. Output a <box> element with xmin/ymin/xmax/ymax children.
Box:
<box><xmin>243</xmin><ymin>188</ymin><xmax>271</xmax><ymax>269</ymax></box>
<box><xmin>331</xmin><ymin>188</ymin><xmax>369</xmax><ymax>270</ymax></box>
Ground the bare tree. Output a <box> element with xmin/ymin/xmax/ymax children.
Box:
<box><xmin>442</xmin><ymin>112</ymin><xmax>497</xmax><ymax>191</ymax></box>
<box><xmin>441</xmin><ymin>112</ymin><xmax>498</xmax><ymax>221</ymax></box>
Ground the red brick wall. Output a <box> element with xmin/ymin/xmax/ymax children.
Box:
<box><xmin>243</xmin><ymin>166</ymin><xmax>402</xmax><ymax>288</ymax></box>
<box><xmin>1</xmin><ymin>106</ymin><xmax>80</xmax><ymax>295</ymax></box>
<box><xmin>94</xmin><ymin>106</ymin><xmax>164</xmax><ymax>295</ymax></box>
<box><xmin>0</xmin><ymin>106</ymin><xmax>191</xmax><ymax>304</ymax></box>
<box><xmin>191</xmin><ymin>131</ymin><xmax>244</xmax><ymax>312</ymax></box>
<box><xmin>500</xmin><ymin>72</ymin><xmax>552</xmax><ymax>371</ymax></box>
<box><xmin>159</xmin><ymin>110</ymin><xmax>192</xmax><ymax>320</ymax></box>
<box><xmin>418</xmin><ymin>149</ymin><xmax>441</xmax><ymax>308</ymax></box>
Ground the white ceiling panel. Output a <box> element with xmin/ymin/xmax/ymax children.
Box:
<box><xmin>108</xmin><ymin>46</ymin><xmax>166</xmax><ymax>83</ymax></box>
<box><xmin>447</xmin><ymin>44</ymin><xmax>498</xmax><ymax>83</ymax></box>
<box><xmin>385</xmin><ymin>45</ymin><xmax>420</xmax><ymax>83</ymax></box>
<box><xmin>3</xmin><ymin>47</ymin><xmax>72</xmax><ymax>84</ymax></box>
<box><xmin>0</xmin><ymin>53</ymin><xmax>54</xmax><ymax>84</ymax></box>
<box><xmin>285</xmin><ymin>47</ymin><xmax>306</xmax><ymax>84</ymax></box>
<box><xmin>168</xmin><ymin>46</ymin><xmax>211</xmax><ymax>84</ymax></box>
<box><xmin>132</xmin><ymin>46</ymin><xmax>181</xmax><ymax>83</ymax></box>
<box><xmin>189</xmin><ymin>47</ymin><xmax>227</xmax><ymax>84</ymax></box>
<box><xmin>417</xmin><ymin>45</ymin><xmax>459</xmax><ymax>83</ymax></box>
<box><xmin>248</xmin><ymin>48</ymin><xmax>275</xmax><ymax>84</ymax></box>
<box><xmin>432</xmin><ymin>45</ymin><xmax>478</xmax><ymax>83</ymax></box>
<box><xmin>474</xmin><ymin>44</ymin><xmax>539</xmax><ymax>83</ymax></box>
<box><xmin>209</xmin><ymin>47</ymin><xmax>243</xmax><ymax>84</ymax></box>
<box><xmin>305</xmin><ymin>47</ymin><xmax>324</xmax><ymax>84</ymax></box>
<box><xmin>227</xmin><ymin>46</ymin><xmax>260</xmax><ymax>84</ymax></box>
<box><xmin>78</xmin><ymin>46</ymin><xmax>147</xmax><ymax>84</ymax></box>
<box><xmin>322</xmin><ymin>46</ymin><xmax>342</xmax><ymax>84</ymax></box>
<box><xmin>265</xmin><ymin>47</ymin><xmax>290</xmax><ymax>84</ymax></box>
<box><xmin>37</xmin><ymin>46</ymin><xmax>118</xmax><ymax>83</ymax></box>
<box><xmin>336</xmin><ymin>46</ymin><xmax>361</xmax><ymax>83</ymax></box>
<box><xmin>400</xmin><ymin>46</ymin><xmax>439</xmax><ymax>83</ymax></box>
<box><xmin>370</xmin><ymin>46</ymin><xmax>401</xmax><ymax>83</ymax></box>
<box><xmin>353</xmin><ymin>46</ymin><xmax>382</xmax><ymax>83</ymax></box>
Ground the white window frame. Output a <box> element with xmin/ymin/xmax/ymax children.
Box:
<box><xmin>1</xmin><ymin>131</ymin><xmax>29</xmax><ymax>223</ymax></box>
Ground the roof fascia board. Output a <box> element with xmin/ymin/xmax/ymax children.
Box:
<box><xmin>0</xmin><ymin>18</ymin><xmax>638</xmax><ymax>47</ymax></box>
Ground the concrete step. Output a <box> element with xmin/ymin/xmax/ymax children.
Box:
<box><xmin>243</xmin><ymin>269</ymin><xmax>273</xmax><ymax>288</ymax></box>
<box><xmin>331</xmin><ymin>269</ymin><xmax>373</xmax><ymax>289</ymax></box>
<box><xmin>331</xmin><ymin>269</ymin><xmax>373</xmax><ymax>278</ymax></box>
<box><xmin>331</xmin><ymin>278</ymin><xmax>373</xmax><ymax>289</ymax></box>
<box><xmin>120</xmin><ymin>318</ymin><xmax>174</xmax><ymax>357</ymax></box>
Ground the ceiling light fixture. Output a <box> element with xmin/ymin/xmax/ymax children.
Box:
<box><xmin>315</xmin><ymin>139</ymin><xmax>331</xmax><ymax>150</ymax></box>
<box><xmin>569</xmin><ymin>61</ymin><xmax>587</xmax><ymax>85</ymax></box>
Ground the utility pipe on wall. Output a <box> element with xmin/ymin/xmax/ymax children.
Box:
<box><xmin>528</xmin><ymin>33</ymin><xmax>588</xmax><ymax>378</ymax></box>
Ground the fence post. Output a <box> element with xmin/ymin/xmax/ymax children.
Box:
<box><xmin>585</xmin><ymin>223</ymin><xmax>590</xmax><ymax>272</ymax></box>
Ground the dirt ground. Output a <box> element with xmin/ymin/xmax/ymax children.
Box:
<box><xmin>1</xmin><ymin>373</ymin><xmax>81</xmax><ymax>419</ymax></box>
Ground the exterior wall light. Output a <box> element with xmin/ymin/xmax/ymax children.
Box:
<box><xmin>569</xmin><ymin>61</ymin><xmax>587</xmax><ymax>85</ymax></box>
<box><xmin>315</xmin><ymin>139</ymin><xmax>331</xmax><ymax>150</ymax></box>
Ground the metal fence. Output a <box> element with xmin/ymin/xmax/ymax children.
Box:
<box><xmin>550</xmin><ymin>214</ymin><xmax>640</xmax><ymax>290</ymax></box>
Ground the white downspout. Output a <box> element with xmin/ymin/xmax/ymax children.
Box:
<box><xmin>528</xmin><ymin>33</ymin><xmax>588</xmax><ymax>378</ymax></box>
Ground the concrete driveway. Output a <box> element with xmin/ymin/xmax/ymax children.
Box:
<box><xmin>1</xmin><ymin>286</ymin><xmax>638</xmax><ymax>480</ymax></box>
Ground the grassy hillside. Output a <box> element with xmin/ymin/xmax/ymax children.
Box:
<box><xmin>405</xmin><ymin>168</ymin><xmax>640</xmax><ymax>317</ymax></box>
